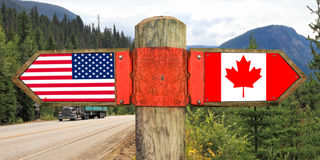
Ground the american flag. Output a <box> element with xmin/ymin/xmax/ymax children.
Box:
<box><xmin>19</xmin><ymin>53</ymin><xmax>115</xmax><ymax>102</ymax></box>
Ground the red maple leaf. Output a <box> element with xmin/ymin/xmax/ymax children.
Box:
<box><xmin>225</xmin><ymin>56</ymin><xmax>262</xmax><ymax>98</ymax></box>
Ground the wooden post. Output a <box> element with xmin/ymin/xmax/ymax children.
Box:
<box><xmin>134</xmin><ymin>16</ymin><xmax>187</xmax><ymax>160</ymax></box>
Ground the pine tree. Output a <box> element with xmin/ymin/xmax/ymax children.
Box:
<box><xmin>308</xmin><ymin>0</ymin><xmax>320</xmax><ymax>80</ymax></box>
<box><xmin>0</xmin><ymin>22</ymin><xmax>17</xmax><ymax>124</ymax></box>
<box><xmin>46</xmin><ymin>33</ymin><xmax>57</xmax><ymax>50</ymax></box>
<box><xmin>246</xmin><ymin>33</ymin><xmax>259</xmax><ymax>154</ymax></box>
<box><xmin>16</xmin><ymin>11</ymin><xmax>37</xmax><ymax>122</ymax></box>
<box><xmin>17</xmin><ymin>11</ymin><xmax>32</xmax><ymax>45</ymax></box>
<box><xmin>33</xmin><ymin>27</ymin><xmax>44</xmax><ymax>50</ymax></box>
<box><xmin>30</xmin><ymin>6</ymin><xmax>39</xmax><ymax>27</ymax></box>
<box><xmin>70</xmin><ymin>32</ymin><xmax>78</xmax><ymax>49</ymax></box>
<box><xmin>234</xmin><ymin>33</ymin><xmax>283</xmax><ymax>159</ymax></box>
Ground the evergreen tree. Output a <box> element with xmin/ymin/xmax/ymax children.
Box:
<box><xmin>46</xmin><ymin>33</ymin><xmax>57</xmax><ymax>50</ymax></box>
<box><xmin>30</xmin><ymin>6</ymin><xmax>39</xmax><ymax>27</ymax></box>
<box><xmin>308</xmin><ymin>0</ymin><xmax>320</xmax><ymax>80</ymax></box>
<box><xmin>16</xmin><ymin>11</ymin><xmax>37</xmax><ymax>122</ymax></box>
<box><xmin>17</xmin><ymin>11</ymin><xmax>32</xmax><ymax>45</ymax></box>
<box><xmin>0</xmin><ymin>23</ymin><xmax>17</xmax><ymax>124</ymax></box>
<box><xmin>246</xmin><ymin>33</ymin><xmax>259</xmax><ymax>155</ymax></box>
<box><xmin>33</xmin><ymin>27</ymin><xmax>44</xmax><ymax>50</ymax></box>
<box><xmin>70</xmin><ymin>32</ymin><xmax>78</xmax><ymax>49</ymax></box>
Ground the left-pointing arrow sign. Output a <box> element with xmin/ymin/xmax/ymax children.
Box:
<box><xmin>12</xmin><ymin>49</ymin><xmax>132</xmax><ymax>106</ymax></box>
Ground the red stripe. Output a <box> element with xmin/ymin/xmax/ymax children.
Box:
<box><xmin>39</xmin><ymin>54</ymin><xmax>72</xmax><ymax>57</ymax></box>
<box><xmin>188</xmin><ymin>51</ymin><xmax>204</xmax><ymax>105</ymax></box>
<box><xmin>20</xmin><ymin>76</ymin><xmax>72</xmax><ymax>80</ymax></box>
<box><xmin>32</xmin><ymin>60</ymin><xmax>72</xmax><ymax>64</ymax></box>
<box><xmin>42</xmin><ymin>98</ymin><xmax>115</xmax><ymax>102</ymax></box>
<box><xmin>266</xmin><ymin>53</ymin><xmax>299</xmax><ymax>101</ymax></box>
<box><xmin>205</xmin><ymin>52</ymin><xmax>221</xmax><ymax>102</ymax></box>
<box><xmin>35</xmin><ymin>91</ymin><xmax>115</xmax><ymax>95</ymax></box>
<box><xmin>27</xmin><ymin>83</ymin><xmax>114</xmax><ymax>87</ymax></box>
<box><xmin>24</xmin><ymin>68</ymin><xmax>72</xmax><ymax>72</ymax></box>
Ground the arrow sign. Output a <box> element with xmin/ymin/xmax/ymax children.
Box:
<box><xmin>12</xmin><ymin>49</ymin><xmax>132</xmax><ymax>106</ymax></box>
<box><xmin>188</xmin><ymin>48</ymin><xmax>306</xmax><ymax>106</ymax></box>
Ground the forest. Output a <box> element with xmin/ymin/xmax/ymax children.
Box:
<box><xmin>0</xmin><ymin>3</ymin><xmax>134</xmax><ymax>124</ymax></box>
<box><xmin>185</xmin><ymin>3</ymin><xmax>320</xmax><ymax>159</ymax></box>
<box><xmin>0</xmin><ymin>1</ymin><xmax>319</xmax><ymax>160</ymax></box>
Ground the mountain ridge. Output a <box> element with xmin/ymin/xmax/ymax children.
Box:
<box><xmin>0</xmin><ymin>0</ymin><xmax>77</xmax><ymax>19</ymax></box>
<box><xmin>220</xmin><ymin>25</ymin><xmax>312</xmax><ymax>75</ymax></box>
<box><xmin>189</xmin><ymin>25</ymin><xmax>312</xmax><ymax>75</ymax></box>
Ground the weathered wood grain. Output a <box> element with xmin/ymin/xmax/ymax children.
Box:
<box><xmin>135</xmin><ymin>16</ymin><xmax>186</xmax><ymax>49</ymax></box>
<box><xmin>135</xmin><ymin>16</ymin><xmax>186</xmax><ymax>160</ymax></box>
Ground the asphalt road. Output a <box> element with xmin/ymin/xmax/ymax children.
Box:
<box><xmin>0</xmin><ymin>115</ymin><xmax>135</xmax><ymax>160</ymax></box>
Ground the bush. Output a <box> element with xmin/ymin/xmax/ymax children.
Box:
<box><xmin>186</xmin><ymin>106</ymin><xmax>254</xmax><ymax>160</ymax></box>
<box><xmin>40</xmin><ymin>113</ymin><xmax>56</xmax><ymax>120</ymax></box>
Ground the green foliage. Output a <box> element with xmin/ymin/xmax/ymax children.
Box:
<box><xmin>0</xmin><ymin>23</ymin><xmax>18</xmax><ymax>124</ymax></box>
<box><xmin>33</xmin><ymin>26</ymin><xmax>44</xmax><ymax>50</ymax></box>
<box><xmin>40</xmin><ymin>113</ymin><xmax>56</xmax><ymax>121</ymax></box>
<box><xmin>116</xmin><ymin>106</ymin><xmax>128</xmax><ymax>115</ymax></box>
<box><xmin>0</xmin><ymin>5</ymin><xmax>133</xmax><ymax>125</ymax></box>
<box><xmin>247</xmin><ymin>32</ymin><xmax>259</xmax><ymax>49</ymax></box>
<box><xmin>186</xmin><ymin>25</ymin><xmax>320</xmax><ymax>159</ymax></box>
<box><xmin>46</xmin><ymin>33</ymin><xmax>56</xmax><ymax>50</ymax></box>
<box><xmin>17</xmin><ymin>11</ymin><xmax>31</xmax><ymax>44</ymax></box>
<box><xmin>186</xmin><ymin>106</ymin><xmax>254</xmax><ymax>160</ymax></box>
<box><xmin>106</xmin><ymin>105</ymin><xmax>135</xmax><ymax>115</ymax></box>
<box><xmin>308</xmin><ymin>0</ymin><xmax>320</xmax><ymax>81</ymax></box>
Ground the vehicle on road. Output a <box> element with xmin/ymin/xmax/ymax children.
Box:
<box><xmin>58</xmin><ymin>106</ymin><xmax>107</xmax><ymax>121</ymax></box>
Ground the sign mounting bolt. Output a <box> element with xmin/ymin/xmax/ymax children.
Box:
<box><xmin>197</xmin><ymin>100</ymin><xmax>201</xmax><ymax>105</ymax></box>
<box><xmin>197</xmin><ymin>55</ymin><xmax>201</xmax><ymax>59</ymax></box>
<box><xmin>119</xmin><ymin>55</ymin><xmax>123</xmax><ymax>60</ymax></box>
<box><xmin>120</xmin><ymin>99</ymin><xmax>124</xmax><ymax>104</ymax></box>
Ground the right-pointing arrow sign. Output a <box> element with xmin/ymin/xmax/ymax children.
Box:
<box><xmin>188</xmin><ymin>49</ymin><xmax>306</xmax><ymax>107</ymax></box>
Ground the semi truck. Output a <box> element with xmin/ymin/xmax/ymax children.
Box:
<box><xmin>58</xmin><ymin>106</ymin><xmax>107</xmax><ymax>121</ymax></box>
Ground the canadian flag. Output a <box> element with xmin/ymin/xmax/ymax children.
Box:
<box><xmin>205</xmin><ymin>52</ymin><xmax>299</xmax><ymax>102</ymax></box>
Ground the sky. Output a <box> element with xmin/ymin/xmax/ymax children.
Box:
<box><xmin>28</xmin><ymin>0</ymin><xmax>317</xmax><ymax>46</ymax></box>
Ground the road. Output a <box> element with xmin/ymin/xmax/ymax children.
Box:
<box><xmin>0</xmin><ymin>115</ymin><xmax>135</xmax><ymax>160</ymax></box>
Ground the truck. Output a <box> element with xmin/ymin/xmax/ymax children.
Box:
<box><xmin>58</xmin><ymin>106</ymin><xmax>107</xmax><ymax>121</ymax></box>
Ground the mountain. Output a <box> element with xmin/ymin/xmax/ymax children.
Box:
<box><xmin>0</xmin><ymin>0</ymin><xmax>77</xmax><ymax>19</ymax></box>
<box><xmin>187</xmin><ymin>45</ymin><xmax>217</xmax><ymax>50</ymax></box>
<box><xmin>219</xmin><ymin>25</ymin><xmax>312</xmax><ymax>75</ymax></box>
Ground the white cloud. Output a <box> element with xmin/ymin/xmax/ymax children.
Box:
<box><xmin>26</xmin><ymin>0</ymin><xmax>317</xmax><ymax>46</ymax></box>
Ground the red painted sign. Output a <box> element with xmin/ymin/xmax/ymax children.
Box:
<box><xmin>132</xmin><ymin>47</ymin><xmax>189</xmax><ymax>106</ymax></box>
<box><xmin>188</xmin><ymin>49</ymin><xmax>306</xmax><ymax>106</ymax></box>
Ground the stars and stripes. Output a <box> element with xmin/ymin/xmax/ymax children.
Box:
<box><xmin>19</xmin><ymin>53</ymin><xmax>115</xmax><ymax>102</ymax></box>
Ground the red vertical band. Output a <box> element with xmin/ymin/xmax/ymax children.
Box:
<box><xmin>188</xmin><ymin>51</ymin><xmax>204</xmax><ymax>105</ymax></box>
<box><xmin>205</xmin><ymin>52</ymin><xmax>221</xmax><ymax>102</ymax></box>
<box><xmin>266</xmin><ymin>53</ymin><xmax>299</xmax><ymax>101</ymax></box>
<box><xmin>115</xmin><ymin>51</ymin><xmax>132</xmax><ymax>105</ymax></box>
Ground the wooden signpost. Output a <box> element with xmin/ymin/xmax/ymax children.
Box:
<box><xmin>134</xmin><ymin>17</ymin><xmax>187</xmax><ymax>160</ymax></box>
<box><xmin>12</xmin><ymin>16</ymin><xmax>306</xmax><ymax>160</ymax></box>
